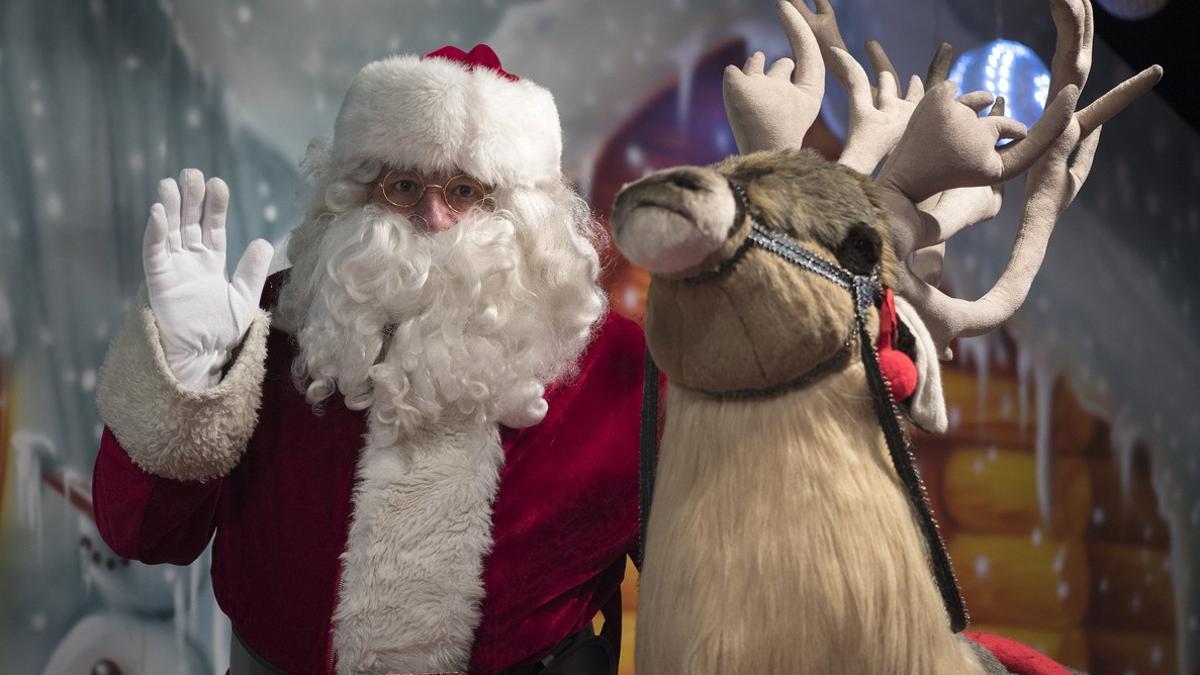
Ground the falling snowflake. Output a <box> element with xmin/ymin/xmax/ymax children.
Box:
<box><xmin>974</xmin><ymin>555</ymin><xmax>990</xmax><ymax>579</ymax></box>
<box><xmin>31</xmin><ymin>99</ymin><xmax>45</xmax><ymax>117</ymax></box>
<box><xmin>45</xmin><ymin>193</ymin><xmax>64</xmax><ymax>220</ymax></box>
<box><xmin>236</xmin><ymin>5</ymin><xmax>253</xmax><ymax>24</ymax></box>
<box><xmin>1056</xmin><ymin>581</ymin><xmax>1069</xmax><ymax>599</ymax></box>
<box><xmin>1092</xmin><ymin>507</ymin><xmax>1105</xmax><ymax>526</ymax></box>
<box><xmin>32</xmin><ymin>154</ymin><xmax>47</xmax><ymax>172</ymax></box>
<box><xmin>186</xmin><ymin>108</ymin><xmax>202</xmax><ymax>129</ymax></box>
<box><xmin>263</xmin><ymin>204</ymin><xmax>278</xmax><ymax>223</ymax></box>
<box><xmin>625</xmin><ymin>144</ymin><xmax>645</xmax><ymax>168</ymax></box>
<box><xmin>81</xmin><ymin>369</ymin><xmax>96</xmax><ymax>392</ymax></box>
<box><xmin>125</xmin><ymin>55</ymin><xmax>141</xmax><ymax>71</ymax></box>
<box><xmin>129</xmin><ymin>152</ymin><xmax>145</xmax><ymax>173</ymax></box>
<box><xmin>1030</xmin><ymin>527</ymin><xmax>1043</xmax><ymax>546</ymax></box>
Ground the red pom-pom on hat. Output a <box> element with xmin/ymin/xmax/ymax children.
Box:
<box><xmin>423</xmin><ymin>44</ymin><xmax>519</xmax><ymax>81</ymax></box>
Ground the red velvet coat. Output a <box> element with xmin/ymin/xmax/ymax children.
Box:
<box><xmin>92</xmin><ymin>283</ymin><xmax>647</xmax><ymax>674</ymax></box>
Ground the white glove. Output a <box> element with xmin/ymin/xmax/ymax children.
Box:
<box><xmin>143</xmin><ymin>169</ymin><xmax>274</xmax><ymax>391</ymax></box>
<box><xmin>497</xmin><ymin>380</ymin><xmax>548</xmax><ymax>429</ymax></box>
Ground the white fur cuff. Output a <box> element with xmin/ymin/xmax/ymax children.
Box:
<box><xmin>96</xmin><ymin>290</ymin><xmax>271</xmax><ymax>481</ymax></box>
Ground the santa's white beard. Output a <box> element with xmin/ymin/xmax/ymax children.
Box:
<box><xmin>283</xmin><ymin>194</ymin><xmax>604</xmax><ymax>446</ymax></box>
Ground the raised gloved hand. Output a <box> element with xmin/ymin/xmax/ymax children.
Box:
<box><xmin>143</xmin><ymin>169</ymin><xmax>274</xmax><ymax>391</ymax></box>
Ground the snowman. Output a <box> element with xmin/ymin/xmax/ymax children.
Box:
<box><xmin>16</xmin><ymin>437</ymin><xmax>218</xmax><ymax>675</ymax></box>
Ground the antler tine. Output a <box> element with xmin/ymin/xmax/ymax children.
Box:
<box><xmin>917</xmin><ymin>98</ymin><xmax>1008</xmax><ymax>247</ymax></box>
<box><xmin>835</xmin><ymin>39</ymin><xmax>950</xmax><ymax>175</ymax></box>
<box><xmin>896</xmin><ymin>0</ymin><xmax>1161</xmax><ymax>356</ymax></box>
<box><xmin>791</xmin><ymin>0</ymin><xmax>851</xmax><ymax>87</ymax></box>
<box><xmin>721</xmin><ymin>1</ymin><xmax>825</xmax><ymax>153</ymax></box>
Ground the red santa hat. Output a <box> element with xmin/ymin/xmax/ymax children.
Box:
<box><xmin>329</xmin><ymin>44</ymin><xmax>563</xmax><ymax>189</ymax></box>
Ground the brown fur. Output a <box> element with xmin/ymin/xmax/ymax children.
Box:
<box><xmin>646</xmin><ymin>149</ymin><xmax>894</xmax><ymax>394</ymax></box>
<box><xmin>616</xmin><ymin>148</ymin><xmax>981</xmax><ymax>674</ymax></box>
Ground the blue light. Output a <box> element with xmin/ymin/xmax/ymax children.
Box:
<box><xmin>948</xmin><ymin>39</ymin><xmax>1052</xmax><ymax>130</ymax></box>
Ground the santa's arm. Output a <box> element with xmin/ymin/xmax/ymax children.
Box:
<box><xmin>92</xmin><ymin>428</ymin><xmax>224</xmax><ymax>564</ymax></box>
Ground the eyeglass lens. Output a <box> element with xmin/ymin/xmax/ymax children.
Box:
<box><xmin>380</xmin><ymin>170</ymin><xmax>490</xmax><ymax>213</ymax></box>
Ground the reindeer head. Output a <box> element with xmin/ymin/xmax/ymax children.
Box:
<box><xmin>612</xmin><ymin>149</ymin><xmax>896</xmax><ymax>394</ymax></box>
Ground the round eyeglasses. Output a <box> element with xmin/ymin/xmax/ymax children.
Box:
<box><xmin>375</xmin><ymin>168</ymin><xmax>494</xmax><ymax>214</ymax></box>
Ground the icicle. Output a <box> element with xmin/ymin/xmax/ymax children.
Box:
<box><xmin>672</xmin><ymin>31</ymin><xmax>705</xmax><ymax>131</ymax></box>
<box><xmin>957</xmin><ymin>335</ymin><xmax>991</xmax><ymax>433</ymax></box>
<box><xmin>1032</xmin><ymin>355</ymin><xmax>1057</xmax><ymax>526</ymax></box>
<box><xmin>188</xmin><ymin>554</ymin><xmax>204</xmax><ymax>636</ymax></box>
<box><xmin>0</xmin><ymin>287</ymin><xmax>14</xmax><ymax>356</ymax></box>
<box><xmin>1148</xmin><ymin>444</ymin><xmax>1195</xmax><ymax>675</ymax></box>
<box><xmin>1110</xmin><ymin>407</ymin><xmax>1141</xmax><ymax>504</ymax></box>
<box><xmin>1017</xmin><ymin>345</ymin><xmax>1033</xmax><ymax>433</ymax></box>
<box><xmin>174</xmin><ymin>571</ymin><xmax>187</xmax><ymax>659</ymax></box>
<box><xmin>211</xmin><ymin>591</ymin><xmax>231</xmax><ymax>675</ymax></box>
<box><xmin>12</xmin><ymin>430</ymin><xmax>57</xmax><ymax>560</ymax></box>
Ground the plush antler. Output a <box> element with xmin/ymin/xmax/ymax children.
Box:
<box><xmin>833</xmin><ymin>46</ymin><xmax>925</xmax><ymax>174</ymax></box>
<box><xmin>885</xmin><ymin>0</ymin><xmax>1162</xmax><ymax>356</ymax></box>
<box><xmin>722</xmin><ymin>1</ymin><xmax>824</xmax><ymax>153</ymax></box>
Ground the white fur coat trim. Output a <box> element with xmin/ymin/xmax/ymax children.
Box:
<box><xmin>333</xmin><ymin>54</ymin><xmax>562</xmax><ymax>189</ymax></box>
<box><xmin>895</xmin><ymin>294</ymin><xmax>948</xmax><ymax>433</ymax></box>
<box><xmin>331</xmin><ymin>418</ymin><xmax>506</xmax><ymax>674</ymax></box>
<box><xmin>95</xmin><ymin>290</ymin><xmax>270</xmax><ymax>481</ymax></box>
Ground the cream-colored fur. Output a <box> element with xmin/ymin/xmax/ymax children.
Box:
<box><xmin>636</xmin><ymin>367</ymin><xmax>982</xmax><ymax>675</ymax></box>
<box><xmin>331</xmin><ymin>415</ymin><xmax>505</xmax><ymax>674</ymax></box>
<box><xmin>95</xmin><ymin>290</ymin><xmax>270</xmax><ymax>481</ymax></box>
<box><xmin>895</xmin><ymin>295</ymin><xmax>948</xmax><ymax>433</ymax></box>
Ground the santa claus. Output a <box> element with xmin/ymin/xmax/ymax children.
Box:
<box><xmin>92</xmin><ymin>45</ymin><xmax>645</xmax><ymax>675</ymax></box>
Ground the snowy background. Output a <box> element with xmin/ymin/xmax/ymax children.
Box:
<box><xmin>0</xmin><ymin>0</ymin><xmax>1196</xmax><ymax>673</ymax></box>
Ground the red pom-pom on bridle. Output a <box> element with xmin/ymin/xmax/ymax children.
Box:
<box><xmin>423</xmin><ymin>44</ymin><xmax>519</xmax><ymax>81</ymax></box>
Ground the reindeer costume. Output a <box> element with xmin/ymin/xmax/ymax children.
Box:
<box><xmin>614</xmin><ymin>1</ymin><xmax>1160</xmax><ymax>673</ymax></box>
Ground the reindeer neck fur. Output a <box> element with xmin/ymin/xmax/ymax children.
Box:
<box><xmin>636</xmin><ymin>364</ymin><xmax>981</xmax><ymax>675</ymax></box>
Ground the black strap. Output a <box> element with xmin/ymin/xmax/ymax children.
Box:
<box><xmin>851</xmin><ymin>277</ymin><xmax>969</xmax><ymax>633</ymax></box>
<box><xmin>637</xmin><ymin>348</ymin><xmax>660</xmax><ymax>570</ymax></box>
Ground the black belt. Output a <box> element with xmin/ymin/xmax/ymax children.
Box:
<box><xmin>231</xmin><ymin>625</ymin><xmax>614</xmax><ymax>675</ymax></box>
<box><xmin>501</xmin><ymin>625</ymin><xmax>615</xmax><ymax>675</ymax></box>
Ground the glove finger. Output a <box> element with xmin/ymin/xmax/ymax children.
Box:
<box><xmin>143</xmin><ymin>203</ymin><xmax>170</xmax><ymax>273</ymax></box>
<box><xmin>231</xmin><ymin>238</ymin><xmax>275</xmax><ymax>308</ymax></box>
<box><xmin>179</xmin><ymin>168</ymin><xmax>206</xmax><ymax>250</ymax></box>
<box><xmin>158</xmin><ymin>178</ymin><xmax>182</xmax><ymax>252</ymax></box>
<box><xmin>202</xmin><ymin>177</ymin><xmax>230</xmax><ymax>252</ymax></box>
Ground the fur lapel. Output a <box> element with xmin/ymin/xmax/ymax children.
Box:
<box><xmin>331</xmin><ymin>416</ymin><xmax>505</xmax><ymax>674</ymax></box>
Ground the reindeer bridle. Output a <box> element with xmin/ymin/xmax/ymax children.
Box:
<box><xmin>638</xmin><ymin>182</ymin><xmax>970</xmax><ymax>633</ymax></box>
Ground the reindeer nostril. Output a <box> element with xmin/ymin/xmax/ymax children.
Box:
<box><xmin>670</xmin><ymin>174</ymin><xmax>703</xmax><ymax>192</ymax></box>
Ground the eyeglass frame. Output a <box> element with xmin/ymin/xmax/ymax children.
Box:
<box><xmin>372</xmin><ymin>167</ymin><xmax>496</xmax><ymax>215</ymax></box>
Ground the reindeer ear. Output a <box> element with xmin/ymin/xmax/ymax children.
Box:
<box><xmin>834</xmin><ymin>222</ymin><xmax>881</xmax><ymax>275</ymax></box>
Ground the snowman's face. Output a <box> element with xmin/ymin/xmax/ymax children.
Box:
<box><xmin>77</xmin><ymin>517</ymin><xmax>174</xmax><ymax>614</ymax></box>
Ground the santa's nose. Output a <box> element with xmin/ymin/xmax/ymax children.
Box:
<box><xmin>411</xmin><ymin>191</ymin><xmax>459</xmax><ymax>232</ymax></box>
